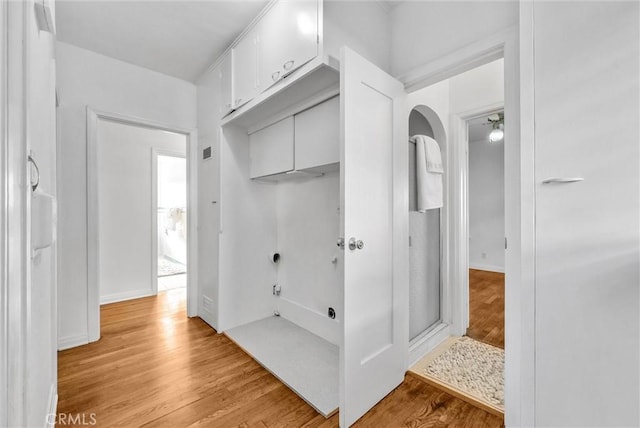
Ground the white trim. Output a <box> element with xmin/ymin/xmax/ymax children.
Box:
<box><xmin>469</xmin><ymin>263</ymin><xmax>505</xmax><ymax>274</ymax></box>
<box><xmin>398</xmin><ymin>26</ymin><xmax>532</xmax><ymax>427</ymax></box>
<box><xmin>0</xmin><ymin>0</ymin><xmax>8</xmax><ymax>424</ymax></box>
<box><xmin>513</xmin><ymin>2</ymin><xmax>536</xmax><ymax>425</ymax></box>
<box><xmin>57</xmin><ymin>334</ymin><xmax>88</xmax><ymax>351</ymax></box>
<box><xmin>86</xmin><ymin>109</ymin><xmax>199</xmax><ymax>345</ymax></box>
<box><xmin>151</xmin><ymin>149</ymin><xmax>186</xmax><ymax>297</ymax></box>
<box><xmin>100</xmin><ymin>289</ymin><xmax>156</xmax><ymax>306</ymax></box>
<box><xmin>6</xmin><ymin>1</ymin><xmax>28</xmax><ymax>425</ymax></box>
<box><xmin>399</xmin><ymin>26</ymin><xmax>515</xmax><ymax>93</ymax></box>
<box><xmin>408</xmin><ymin>323</ymin><xmax>450</xmax><ymax>368</ymax></box>
<box><xmin>45</xmin><ymin>383</ymin><xmax>57</xmax><ymax>428</ymax></box>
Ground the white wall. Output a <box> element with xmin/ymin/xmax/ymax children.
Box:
<box><xmin>389</xmin><ymin>1</ymin><xmax>518</xmax><ymax>77</ymax></box>
<box><xmin>276</xmin><ymin>172</ymin><xmax>341</xmax><ymax>344</ymax></box>
<box><xmin>324</xmin><ymin>1</ymin><xmax>391</xmax><ymax>72</ymax></box>
<box><xmin>218</xmin><ymin>126</ymin><xmax>278</xmax><ymax>332</ymax></box>
<box><xmin>195</xmin><ymin>66</ymin><xmax>221</xmax><ymax>329</ymax></box>
<box><xmin>468</xmin><ymin>138</ymin><xmax>504</xmax><ymax>271</ymax></box>
<box><xmin>97</xmin><ymin>121</ymin><xmax>186</xmax><ymax>304</ymax></box>
<box><xmin>56</xmin><ymin>42</ymin><xmax>196</xmax><ymax>349</ymax></box>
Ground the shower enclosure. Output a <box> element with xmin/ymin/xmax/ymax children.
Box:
<box><xmin>408</xmin><ymin>106</ymin><xmax>444</xmax><ymax>342</ymax></box>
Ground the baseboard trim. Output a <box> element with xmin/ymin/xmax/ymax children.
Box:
<box><xmin>58</xmin><ymin>334</ymin><xmax>89</xmax><ymax>351</ymax></box>
<box><xmin>199</xmin><ymin>307</ymin><xmax>218</xmax><ymax>331</ymax></box>
<box><xmin>46</xmin><ymin>383</ymin><xmax>57</xmax><ymax>427</ymax></box>
<box><xmin>469</xmin><ymin>263</ymin><xmax>505</xmax><ymax>273</ymax></box>
<box><xmin>100</xmin><ymin>289</ymin><xmax>155</xmax><ymax>305</ymax></box>
<box><xmin>277</xmin><ymin>297</ymin><xmax>339</xmax><ymax>346</ymax></box>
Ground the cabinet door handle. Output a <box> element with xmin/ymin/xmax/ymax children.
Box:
<box><xmin>283</xmin><ymin>60</ymin><xmax>294</xmax><ymax>71</ymax></box>
<box><xmin>542</xmin><ymin>177</ymin><xmax>584</xmax><ymax>184</ymax></box>
<box><xmin>28</xmin><ymin>155</ymin><xmax>40</xmax><ymax>192</ymax></box>
<box><xmin>272</xmin><ymin>71</ymin><xmax>280</xmax><ymax>81</ymax></box>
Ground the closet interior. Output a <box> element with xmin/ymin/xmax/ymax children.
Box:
<box><xmin>223</xmin><ymin>94</ymin><xmax>342</xmax><ymax>417</ymax></box>
<box><xmin>206</xmin><ymin>1</ymin><xmax>408</xmax><ymax>425</ymax></box>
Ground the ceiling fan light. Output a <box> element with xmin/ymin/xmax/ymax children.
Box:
<box><xmin>489</xmin><ymin>127</ymin><xmax>504</xmax><ymax>143</ymax></box>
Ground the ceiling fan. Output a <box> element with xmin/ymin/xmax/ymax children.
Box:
<box><xmin>481</xmin><ymin>112</ymin><xmax>504</xmax><ymax>143</ymax></box>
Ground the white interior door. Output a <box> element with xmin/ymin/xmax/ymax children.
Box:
<box><xmin>339</xmin><ymin>47</ymin><xmax>408</xmax><ymax>427</ymax></box>
<box><xmin>533</xmin><ymin>2</ymin><xmax>639</xmax><ymax>426</ymax></box>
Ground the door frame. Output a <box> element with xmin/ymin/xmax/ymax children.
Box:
<box><xmin>86</xmin><ymin>108</ymin><xmax>198</xmax><ymax>343</ymax></box>
<box><xmin>398</xmin><ymin>25</ymin><xmax>535</xmax><ymax>426</ymax></box>
<box><xmin>450</xmin><ymin>101</ymin><xmax>504</xmax><ymax>334</ymax></box>
<box><xmin>151</xmin><ymin>149</ymin><xmax>187</xmax><ymax>295</ymax></box>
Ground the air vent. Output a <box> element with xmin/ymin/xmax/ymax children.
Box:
<box><xmin>203</xmin><ymin>147</ymin><xmax>212</xmax><ymax>160</ymax></box>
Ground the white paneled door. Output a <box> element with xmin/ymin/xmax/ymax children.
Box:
<box><xmin>533</xmin><ymin>2</ymin><xmax>639</xmax><ymax>426</ymax></box>
<box><xmin>339</xmin><ymin>47</ymin><xmax>408</xmax><ymax>427</ymax></box>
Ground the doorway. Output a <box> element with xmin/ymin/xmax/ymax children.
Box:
<box><xmin>406</xmin><ymin>58</ymin><xmax>507</xmax><ymax>416</ymax></box>
<box><xmin>466</xmin><ymin>112</ymin><xmax>505</xmax><ymax>349</ymax></box>
<box><xmin>154</xmin><ymin>153</ymin><xmax>187</xmax><ymax>293</ymax></box>
<box><xmin>86</xmin><ymin>109</ymin><xmax>198</xmax><ymax>342</ymax></box>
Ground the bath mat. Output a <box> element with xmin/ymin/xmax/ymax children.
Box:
<box><xmin>158</xmin><ymin>258</ymin><xmax>186</xmax><ymax>277</ymax></box>
<box><xmin>413</xmin><ymin>337</ymin><xmax>504</xmax><ymax>411</ymax></box>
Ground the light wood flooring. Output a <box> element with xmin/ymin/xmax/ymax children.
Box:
<box><xmin>58</xmin><ymin>289</ymin><xmax>502</xmax><ymax>427</ymax></box>
<box><xmin>466</xmin><ymin>269</ymin><xmax>505</xmax><ymax>349</ymax></box>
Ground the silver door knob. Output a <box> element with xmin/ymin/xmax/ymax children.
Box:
<box><xmin>348</xmin><ymin>238</ymin><xmax>364</xmax><ymax>251</ymax></box>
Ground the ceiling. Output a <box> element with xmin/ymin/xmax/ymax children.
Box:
<box><xmin>468</xmin><ymin>113</ymin><xmax>504</xmax><ymax>143</ymax></box>
<box><xmin>55</xmin><ymin>1</ymin><xmax>269</xmax><ymax>82</ymax></box>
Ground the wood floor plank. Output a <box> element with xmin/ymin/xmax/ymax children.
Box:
<box><xmin>58</xmin><ymin>288</ymin><xmax>502</xmax><ymax>427</ymax></box>
<box><xmin>467</xmin><ymin>269</ymin><xmax>505</xmax><ymax>349</ymax></box>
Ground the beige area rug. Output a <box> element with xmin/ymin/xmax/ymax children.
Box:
<box><xmin>410</xmin><ymin>337</ymin><xmax>504</xmax><ymax>413</ymax></box>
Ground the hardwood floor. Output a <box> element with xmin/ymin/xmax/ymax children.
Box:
<box><xmin>58</xmin><ymin>289</ymin><xmax>502</xmax><ymax>427</ymax></box>
<box><xmin>466</xmin><ymin>269</ymin><xmax>505</xmax><ymax>349</ymax></box>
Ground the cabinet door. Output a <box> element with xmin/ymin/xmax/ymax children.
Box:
<box><xmin>258</xmin><ymin>0</ymin><xmax>318</xmax><ymax>92</ymax></box>
<box><xmin>533</xmin><ymin>2</ymin><xmax>639</xmax><ymax>427</ymax></box>
<box><xmin>294</xmin><ymin>96</ymin><xmax>339</xmax><ymax>171</ymax></box>
<box><xmin>249</xmin><ymin>117</ymin><xmax>294</xmax><ymax>178</ymax></box>
<box><xmin>219</xmin><ymin>53</ymin><xmax>233</xmax><ymax>116</ymax></box>
<box><xmin>232</xmin><ymin>29</ymin><xmax>257</xmax><ymax>109</ymax></box>
<box><xmin>340</xmin><ymin>47</ymin><xmax>408</xmax><ymax>427</ymax></box>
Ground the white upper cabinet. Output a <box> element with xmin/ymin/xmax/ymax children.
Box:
<box><xmin>258</xmin><ymin>0</ymin><xmax>318</xmax><ymax>92</ymax></box>
<box><xmin>249</xmin><ymin>117</ymin><xmax>295</xmax><ymax>179</ymax></box>
<box><xmin>221</xmin><ymin>0</ymin><xmax>319</xmax><ymax>117</ymax></box>
<box><xmin>232</xmin><ymin>28</ymin><xmax>258</xmax><ymax>109</ymax></box>
<box><xmin>219</xmin><ymin>53</ymin><xmax>233</xmax><ymax>116</ymax></box>
<box><xmin>294</xmin><ymin>96</ymin><xmax>339</xmax><ymax>171</ymax></box>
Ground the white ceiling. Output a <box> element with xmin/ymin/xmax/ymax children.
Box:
<box><xmin>468</xmin><ymin>113</ymin><xmax>503</xmax><ymax>143</ymax></box>
<box><xmin>55</xmin><ymin>1</ymin><xmax>269</xmax><ymax>82</ymax></box>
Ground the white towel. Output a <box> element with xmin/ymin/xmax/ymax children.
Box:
<box><xmin>413</xmin><ymin>135</ymin><xmax>443</xmax><ymax>211</ymax></box>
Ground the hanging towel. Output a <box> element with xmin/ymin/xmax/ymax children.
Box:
<box><xmin>412</xmin><ymin>134</ymin><xmax>444</xmax><ymax>211</ymax></box>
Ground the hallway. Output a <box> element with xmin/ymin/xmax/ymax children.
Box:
<box><xmin>58</xmin><ymin>291</ymin><xmax>502</xmax><ymax>427</ymax></box>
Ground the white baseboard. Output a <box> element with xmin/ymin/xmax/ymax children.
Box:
<box><xmin>46</xmin><ymin>383</ymin><xmax>57</xmax><ymax>428</ymax></box>
<box><xmin>58</xmin><ymin>333</ymin><xmax>89</xmax><ymax>351</ymax></box>
<box><xmin>100</xmin><ymin>288</ymin><xmax>155</xmax><ymax>305</ymax></box>
<box><xmin>277</xmin><ymin>297</ymin><xmax>339</xmax><ymax>346</ymax></box>
<box><xmin>469</xmin><ymin>263</ymin><xmax>505</xmax><ymax>273</ymax></box>
<box><xmin>199</xmin><ymin>307</ymin><xmax>218</xmax><ymax>331</ymax></box>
